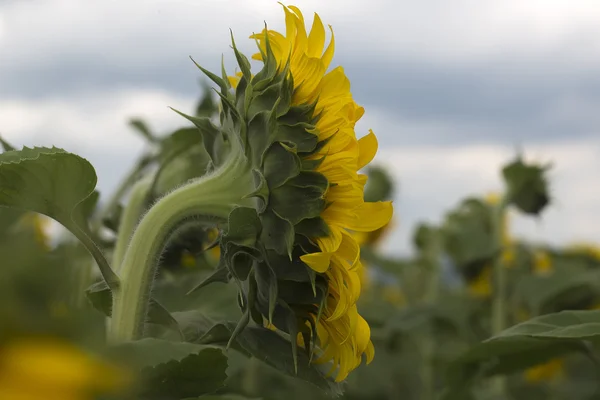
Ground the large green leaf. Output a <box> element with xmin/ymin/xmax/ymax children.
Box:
<box><xmin>0</xmin><ymin>147</ymin><xmax>117</xmax><ymax>288</ymax></box>
<box><xmin>111</xmin><ymin>338</ymin><xmax>227</xmax><ymax>400</ymax></box>
<box><xmin>514</xmin><ymin>268</ymin><xmax>600</xmax><ymax>314</ymax></box>
<box><xmin>194</xmin><ymin>321</ymin><xmax>343</xmax><ymax>396</ymax></box>
<box><xmin>444</xmin><ymin>310</ymin><xmax>600</xmax><ymax>398</ymax></box>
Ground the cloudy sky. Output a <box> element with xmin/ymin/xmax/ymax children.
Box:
<box><xmin>1</xmin><ymin>0</ymin><xmax>599</xmax><ymax>254</ymax></box>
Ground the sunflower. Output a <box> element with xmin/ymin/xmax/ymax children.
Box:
<box><xmin>223</xmin><ymin>4</ymin><xmax>392</xmax><ymax>381</ymax></box>
<box><xmin>524</xmin><ymin>358</ymin><xmax>564</xmax><ymax>384</ymax></box>
<box><xmin>0</xmin><ymin>338</ymin><xmax>129</xmax><ymax>400</ymax></box>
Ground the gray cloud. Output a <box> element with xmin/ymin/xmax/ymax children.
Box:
<box><xmin>2</xmin><ymin>0</ymin><xmax>600</xmax><ymax>255</ymax></box>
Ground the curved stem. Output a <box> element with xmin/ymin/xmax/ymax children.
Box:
<box><xmin>112</xmin><ymin>179</ymin><xmax>152</xmax><ymax>273</ymax></box>
<box><xmin>109</xmin><ymin>156</ymin><xmax>254</xmax><ymax>342</ymax></box>
<box><xmin>71</xmin><ymin>226</ymin><xmax>120</xmax><ymax>291</ymax></box>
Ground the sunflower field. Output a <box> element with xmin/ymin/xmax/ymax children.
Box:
<box><xmin>2</xmin><ymin>4</ymin><xmax>600</xmax><ymax>400</ymax></box>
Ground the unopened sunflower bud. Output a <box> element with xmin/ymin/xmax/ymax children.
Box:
<box><xmin>502</xmin><ymin>156</ymin><xmax>551</xmax><ymax>216</ymax></box>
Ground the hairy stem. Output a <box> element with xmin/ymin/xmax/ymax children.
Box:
<box><xmin>112</xmin><ymin>178</ymin><xmax>152</xmax><ymax>273</ymax></box>
<box><xmin>109</xmin><ymin>155</ymin><xmax>254</xmax><ymax>342</ymax></box>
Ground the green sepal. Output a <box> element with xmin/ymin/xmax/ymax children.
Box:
<box><xmin>224</xmin><ymin>241</ymin><xmax>261</xmax><ymax>282</ymax></box>
<box><xmin>227</xmin><ymin>308</ymin><xmax>250</xmax><ymax>350</ymax></box>
<box><xmin>247</xmin><ymin>82</ymin><xmax>285</xmax><ymax>121</ymax></box>
<box><xmin>230</xmin><ymin>30</ymin><xmax>252</xmax><ymax>81</ymax></box>
<box><xmin>286</xmin><ymin>171</ymin><xmax>329</xmax><ymax>192</ymax></box>
<box><xmin>186</xmin><ymin>263</ymin><xmax>231</xmax><ymax>296</ymax></box>
<box><xmin>247</xmin><ymin>111</ymin><xmax>273</xmax><ymax>168</ymax></box>
<box><xmin>301</xmin><ymin>134</ymin><xmax>333</xmax><ymax>157</ymax></box>
<box><xmin>254</xmin><ymin>260</ymin><xmax>278</xmax><ymax>324</ymax></box>
<box><xmin>277</xmin><ymin>279</ymin><xmax>325</xmax><ymax>306</ymax></box>
<box><xmin>262</xmin><ymin>142</ymin><xmax>302</xmax><ymax>189</ymax></box>
<box><xmin>279</xmin><ymin>103</ymin><xmax>317</xmax><ymax>126</ymax></box>
<box><xmin>190</xmin><ymin>56</ymin><xmax>229</xmax><ymax>95</ymax></box>
<box><xmin>264</xmin><ymin>249</ymin><xmax>314</xmax><ymax>283</ymax></box>
<box><xmin>242</xmin><ymin>169</ymin><xmax>269</xmax><ymax>213</ymax></box>
<box><xmin>269</xmin><ymin>184</ymin><xmax>326</xmax><ymax>225</ymax></box>
<box><xmin>224</xmin><ymin>206</ymin><xmax>262</xmax><ymax>246</ymax></box>
<box><xmin>214</xmin><ymin>89</ymin><xmax>241</xmax><ymax>121</ymax></box>
<box><xmin>250</xmin><ymin>26</ymin><xmax>280</xmax><ymax>90</ymax></box>
<box><xmin>276</xmin><ymin>122</ymin><xmax>318</xmax><ymax>153</ymax></box>
<box><xmin>301</xmin><ymin>156</ymin><xmax>325</xmax><ymax>170</ymax></box>
<box><xmin>295</xmin><ymin>217</ymin><xmax>330</xmax><ymax>239</ymax></box>
<box><xmin>260</xmin><ymin>209</ymin><xmax>295</xmax><ymax>257</ymax></box>
<box><xmin>167</xmin><ymin>109</ymin><xmax>222</xmax><ymax>165</ymax></box>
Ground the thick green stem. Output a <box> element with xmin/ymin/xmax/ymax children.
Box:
<box><xmin>491</xmin><ymin>197</ymin><xmax>509</xmax><ymax>395</ymax></box>
<box><xmin>109</xmin><ymin>154</ymin><xmax>254</xmax><ymax>343</ymax></box>
<box><xmin>112</xmin><ymin>179</ymin><xmax>152</xmax><ymax>273</ymax></box>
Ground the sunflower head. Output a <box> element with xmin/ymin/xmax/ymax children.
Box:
<box><xmin>183</xmin><ymin>4</ymin><xmax>392</xmax><ymax>382</ymax></box>
<box><xmin>502</xmin><ymin>157</ymin><xmax>551</xmax><ymax>216</ymax></box>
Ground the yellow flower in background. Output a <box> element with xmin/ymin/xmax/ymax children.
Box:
<box><xmin>565</xmin><ymin>243</ymin><xmax>600</xmax><ymax>262</ymax></box>
<box><xmin>18</xmin><ymin>213</ymin><xmax>51</xmax><ymax>251</ymax></box>
<box><xmin>0</xmin><ymin>338</ymin><xmax>130</xmax><ymax>400</ymax></box>
<box><xmin>468</xmin><ymin>266</ymin><xmax>492</xmax><ymax>298</ymax></box>
<box><xmin>382</xmin><ymin>286</ymin><xmax>406</xmax><ymax>307</ymax></box>
<box><xmin>244</xmin><ymin>5</ymin><xmax>393</xmax><ymax>381</ymax></box>
<box><xmin>533</xmin><ymin>250</ymin><xmax>552</xmax><ymax>275</ymax></box>
<box><xmin>524</xmin><ymin>358</ymin><xmax>564</xmax><ymax>384</ymax></box>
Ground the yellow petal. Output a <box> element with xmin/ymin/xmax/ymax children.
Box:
<box><xmin>321</xmin><ymin>24</ymin><xmax>335</xmax><ymax>70</ymax></box>
<box><xmin>347</xmin><ymin>201</ymin><xmax>393</xmax><ymax>232</ymax></box>
<box><xmin>357</xmin><ymin>130</ymin><xmax>378</xmax><ymax>170</ymax></box>
<box><xmin>307</xmin><ymin>12</ymin><xmax>326</xmax><ymax>57</ymax></box>
<box><xmin>300</xmin><ymin>252</ymin><xmax>332</xmax><ymax>273</ymax></box>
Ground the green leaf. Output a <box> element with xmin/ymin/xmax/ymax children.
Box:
<box><xmin>196</xmin><ymin>322</ymin><xmax>343</xmax><ymax>396</ymax></box>
<box><xmin>446</xmin><ymin>310</ymin><xmax>600</xmax><ymax>396</ymax></box>
<box><xmin>111</xmin><ymin>338</ymin><xmax>227</xmax><ymax>400</ymax></box>
<box><xmin>0</xmin><ymin>147</ymin><xmax>118</xmax><ymax>289</ymax></box>
<box><xmin>86</xmin><ymin>281</ymin><xmax>181</xmax><ymax>333</ymax></box>
<box><xmin>514</xmin><ymin>268</ymin><xmax>600</xmax><ymax>315</ymax></box>
<box><xmin>129</xmin><ymin>118</ymin><xmax>157</xmax><ymax>143</ymax></box>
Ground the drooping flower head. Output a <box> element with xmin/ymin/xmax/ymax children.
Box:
<box><xmin>249</xmin><ymin>5</ymin><xmax>392</xmax><ymax>380</ymax></box>
<box><xmin>181</xmin><ymin>4</ymin><xmax>392</xmax><ymax>382</ymax></box>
